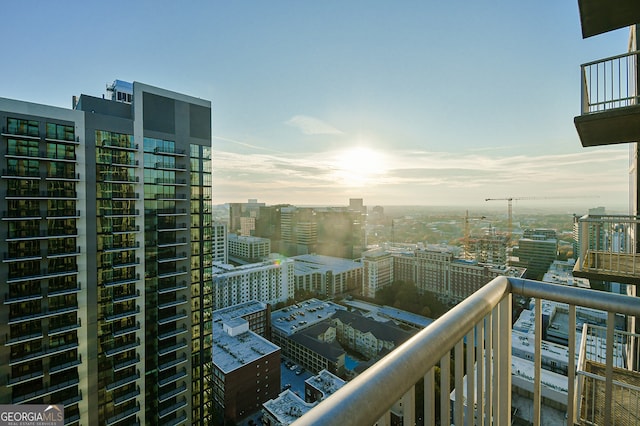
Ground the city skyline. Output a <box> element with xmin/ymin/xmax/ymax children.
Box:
<box><xmin>0</xmin><ymin>1</ymin><xmax>632</xmax><ymax>209</ymax></box>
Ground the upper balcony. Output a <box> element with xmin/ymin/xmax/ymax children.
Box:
<box><xmin>576</xmin><ymin>0</ymin><xmax>640</xmax><ymax>38</ymax></box>
<box><xmin>574</xmin><ymin>50</ymin><xmax>640</xmax><ymax>147</ymax></box>
<box><xmin>292</xmin><ymin>276</ymin><xmax>640</xmax><ymax>426</ymax></box>
<box><xmin>572</xmin><ymin>214</ymin><xmax>640</xmax><ymax>284</ymax></box>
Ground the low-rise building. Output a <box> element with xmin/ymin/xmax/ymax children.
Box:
<box><xmin>212</xmin><ymin>317</ymin><xmax>280</xmax><ymax>424</ymax></box>
<box><xmin>332</xmin><ymin>310</ymin><xmax>414</xmax><ymax>359</ymax></box>
<box><xmin>213</xmin><ymin>300</ymin><xmax>271</xmax><ymax>338</ymax></box>
<box><xmin>262</xmin><ymin>390</ymin><xmax>316</xmax><ymax>426</ymax></box>
<box><xmin>304</xmin><ymin>369</ymin><xmax>346</xmax><ymax>403</ymax></box>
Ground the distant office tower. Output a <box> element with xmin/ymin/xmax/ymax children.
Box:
<box><xmin>0</xmin><ymin>80</ymin><xmax>213</xmax><ymax>425</ymax></box>
<box><xmin>270</xmin><ymin>205</ymin><xmax>364</xmax><ymax>259</ymax></box>
<box><xmin>254</xmin><ymin>204</ymin><xmax>288</xmax><ymax>253</ymax></box>
<box><xmin>228</xmin><ymin>199</ymin><xmax>265</xmax><ymax>236</ymax></box>
<box><xmin>511</xmin><ymin>229</ymin><xmax>558</xmax><ymax>280</ymax></box>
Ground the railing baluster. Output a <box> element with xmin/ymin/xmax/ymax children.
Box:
<box><xmin>424</xmin><ymin>368</ymin><xmax>435</xmax><ymax>426</ymax></box>
<box><xmin>454</xmin><ymin>340</ymin><xmax>464</xmax><ymax>425</ymax></box>
<box><xmin>441</xmin><ymin>352</ymin><xmax>450</xmax><ymax>426</ymax></box>
<box><xmin>476</xmin><ymin>319</ymin><xmax>485</xmax><ymax>425</ymax></box>
<box><xmin>498</xmin><ymin>294</ymin><xmax>511</xmax><ymax>424</ymax></box>
<box><xmin>567</xmin><ymin>304</ymin><xmax>576</xmax><ymax>425</ymax></box>
<box><xmin>376</xmin><ymin>412</ymin><xmax>389</xmax><ymax>426</ymax></box>
<box><xmin>402</xmin><ymin>386</ymin><xmax>415</xmax><ymax>426</ymax></box>
<box><xmin>605</xmin><ymin>312</ymin><xmax>615</xmax><ymax>425</ymax></box>
<box><xmin>534</xmin><ymin>298</ymin><xmax>542</xmax><ymax>426</ymax></box>
<box><xmin>492</xmin><ymin>305</ymin><xmax>501</xmax><ymax>424</ymax></box>
<box><xmin>466</xmin><ymin>329</ymin><xmax>475</xmax><ymax>425</ymax></box>
<box><xmin>484</xmin><ymin>313</ymin><xmax>492</xmax><ymax>426</ymax></box>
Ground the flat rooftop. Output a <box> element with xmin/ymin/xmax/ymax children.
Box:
<box><xmin>272</xmin><ymin>298</ymin><xmax>346</xmax><ymax>336</ymax></box>
<box><xmin>213</xmin><ymin>321</ymin><xmax>280</xmax><ymax>374</ymax></box>
<box><xmin>213</xmin><ymin>300</ymin><xmax>267</xmax><ymax>323</ymax></box>
<box><xmin>292</xmin><ymin>254</ymin><xmax>362</xmax><ymax>275</ymax></box>
<box><xmin>343</xmin><ymin>299</ymin><xmax>434</xmax><ymax>329</ymax></box>
<box><xmin>262</xmin><ymin>389</ymin><xmax>316</xmax><ymax>424</ymax></box>
<box><xmin>305</xmin><ymin>370</ymin><xmax>345</xmax><ymax>400</ymax></box>
<box><xmin>512</xmin><ymin>330</ymin><xmax>576</xmax><ymax>366</ymax></box>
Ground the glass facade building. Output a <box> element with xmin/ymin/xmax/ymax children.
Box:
<box><xmin>0</xmin><ymin>81</ymin><xmax>213</xmax><ymax>425</ymax></box>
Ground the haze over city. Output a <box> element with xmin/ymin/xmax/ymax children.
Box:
<box><xmin>0</xmin><ymin>1</ymin><xmax>631</xmax><ymax>210</ymax></box>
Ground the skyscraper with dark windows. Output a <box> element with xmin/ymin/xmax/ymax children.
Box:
<box><xmin>0</xmin><ymin>80</ymin><xmax>213</xmax><ymax>425</ymax></box>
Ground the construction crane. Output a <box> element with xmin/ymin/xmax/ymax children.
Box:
<box><xmin>484</xmin><ymin>196</ymin><xmax>568</xmax><ymax>243</ymax></box>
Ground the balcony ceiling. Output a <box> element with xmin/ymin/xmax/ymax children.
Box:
<box><xmin>574</xmin><ymin>105</ymin><xmax>640</xmax><ymax>147</ymax></box>
<box><xmin>577</xmin><ymin>0</ymin><xmax>640</xmax><ymax>38</ymax></box>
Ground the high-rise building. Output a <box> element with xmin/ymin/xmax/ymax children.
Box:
<box><xmin>0</xmin><ymin>80</ymin><xmax>213</xmax><ymax>425</ymax></box>
<box><xmin>511</xmin><ymin>230</ymin><xmax>558</xmax><ymax>280</ymax></box>
<box><xmin>229</xmin><ymin>199</ymin><xmax>265</xmax><ymax>236</ymax></box>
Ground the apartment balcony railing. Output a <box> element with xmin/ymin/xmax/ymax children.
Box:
<box><xmin>158</xmin><ymin>353</ymin><xmax>188</xmax><ymax>372</ymax></box>
<box><xmin>158</xmin><ymin>382</ymin><xmax>187</xmax><ymax>403</ymax></box>
<box><xmin>157</xmin><ymin>338</ymin><xmax>188</xmax><ymax>356</ymax></box>
<box><xmin>573</xmin><ymin>214</ymin><xmax>640</xmax><ymax>285</ymax></box>
<box><xmin>580</xmin><ymin>51</ymin><xmax>640</xmax><ymax>114</ymax></box>
<box><xmin>101</xmin><ymin>139</ymin><xmax>138</xmax><ymax>151</ymax></box>
<box><xmin>153</xmin><ymin>146</ymin><xmax>186</xmax><ymax>156</ymax></box>
<box><xmin>293</xmin><ymin>276</ymin><xmax>640</xmax><ymax>426</ymax></box>
<box><xmin>158</xmin><ymin>208</ymin><xmax>187</xmax><ymax>216</ymax></box>
<box><xmin>575</xmin><ymin>50</ymin><xmax>640</xmax><ymax>147</ymax></box>
<box><xmin>158</xmin><ymin>368</ymin><xmax>187</xmax><ymax>387</ymax></box>
<box><xmin>113</xmin><ymin>355</ymin><xmax>141</xmax><ymax>372</ymax></box>
<box><xmin>158</xmin><ymin>324</ymin><xmax>188</xmax><ymax>340</ymax></box>
<box><xmin>157</xmin><ymin>281</ymin><xmax>188</xmax><ymax>295</ymax></box>
<box><xmin>105</xmin><ymin>402</ymin><xmax>140</xmax><ymax>426</ymax></box>
<box><xmin>105</xmin><ymin>370</ymin><xmax>141</xmax><ymax>392</ymax></box>
<box><xmin>158</xmin><ymin>397</ymin><xmax>187</xmax><ymax>419</ymax></box>
<box><xmin>577</xmin><ymin>324</ymin><xmax>640</xmax><ymax>425</ymax></box>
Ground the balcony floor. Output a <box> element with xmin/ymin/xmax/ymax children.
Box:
<box><xmin>581</xmin><ymin>360</ymin><xmax>640</xmax><ymax>426</ymax></box>
<box><xmin>574</xmin><ymin>105</ymin><xmax>640</xmax><ymax>147</ymax></box>
<box><xmin>573</xmin><ymin>251</ymin><xmax>640</xmax><ymax>285</ymax></box>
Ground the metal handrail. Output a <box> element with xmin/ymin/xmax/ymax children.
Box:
<box><xmin>580</xmin><ymin>50</ymin><xmax>640</xmax><ymax>68</ymax></box>
<box><xmin>293</xmin><ymin>276</ymin><xmax>640</xmax><ymax>426</ymax></box>
<box><xmin>294</xmin><ymin>276</ymin><xmax>510</xmax><ymax>426</ymax></box>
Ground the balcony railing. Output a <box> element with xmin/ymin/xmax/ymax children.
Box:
<box><xmin>293</xmin><ymin>276</ymin><xmax>640</xmax><ymax>426</ymax></box>
<box><xmin>580</xmin><ymin>50</ymin><xmax>640</xmax><ymax>114</ymax></box>
<box><xmin>573</xmin><ymin>214</ymin><xmax>640</xmax><ymax>284</ymax></box>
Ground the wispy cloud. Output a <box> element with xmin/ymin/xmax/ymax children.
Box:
<box><xmin>212</xmin><ymin>146</ymin><xmax>629</xmax><ymax>207</ymax></box>
<box><xmin>285</xmin><ymin>115</ymin><xmax>343</xmax><ymax>135</ymax></box>
<box><xmin>212</xmin><ymin>135</ymin><xmax>282</xmax><ymax>153</ymax></box>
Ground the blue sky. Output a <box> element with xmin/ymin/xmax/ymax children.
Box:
<box><xmin>0</xmin><ymin>1</ymin><xmax>631</xmax><ymax>210</ymax></box>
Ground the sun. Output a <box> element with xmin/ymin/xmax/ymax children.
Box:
<box><xmin>332</xmin><ymin>146</ymin><xmax>386</xmax><ymax>186</ymax></box>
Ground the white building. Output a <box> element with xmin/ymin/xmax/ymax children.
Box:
<box><xmin>362</xmin><ymin>248</ymin><xmax>393</xmax><ymax>298</ymax></box>
<box><xmin>213</xmin><ymin>258</ymin><xmax>295</xmax><ymax>309</ymax></box>
<box><xmin>212</xmin><ymin>221</ymin><xmax>228</xmax><ymax>263</ymax></box>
